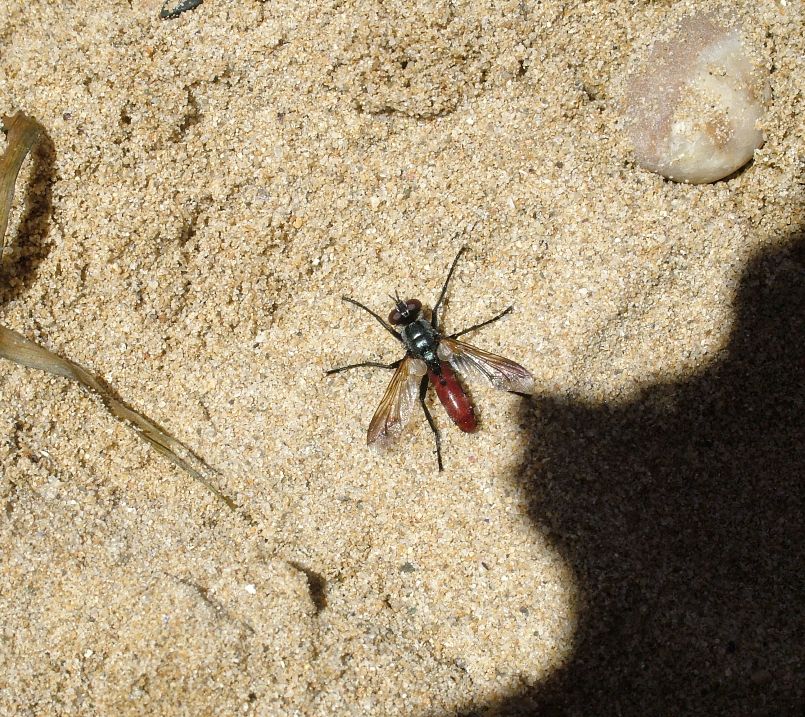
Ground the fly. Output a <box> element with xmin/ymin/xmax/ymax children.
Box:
<box><xmin>326</xmin><ymin>246</ymin><xmax>535</xmax><ymax>471</ymax></box>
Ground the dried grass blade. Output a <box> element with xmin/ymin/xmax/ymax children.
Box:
<box><xmin>0</xmin><ymin>112</ymin><xmax>42</xmax><ymax>253</ymax></box>
<box><xmin>0</xmin><ymin>325</ymin><xmax>234</xmax><ymax>508</ymax></box>
<box><xmin>0</xmin><ymin>111</ymin><xmax>236</xmax><ymax>511</ymax></box>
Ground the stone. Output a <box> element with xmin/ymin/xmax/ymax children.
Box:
<box><xmin>624</xmin><ymin>15</ymin><xmax>770</xmax><ymax>184</ymax></box>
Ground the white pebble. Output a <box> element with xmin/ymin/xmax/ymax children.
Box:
<box><xmin>624</xmin><ymin>15</ymin><xmax>770</xmax><ymax>184</ymax></box>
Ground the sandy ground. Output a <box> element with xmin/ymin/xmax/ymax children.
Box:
<box><xmin>0</xmin><ymin>1</ymin><xmax>802</xmax><ymax>715</ymax></box>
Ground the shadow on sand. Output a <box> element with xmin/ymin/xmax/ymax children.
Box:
<box><xmin>459</xmin><ymin>233</ymin><xmax>804</xmax><ymax>716</ymax></box>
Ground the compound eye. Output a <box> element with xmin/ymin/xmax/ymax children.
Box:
<box><xmin>388</xmin><ymin>308</ymin><xmax>403</xmax><ymax>325</ymax></box>
<box><xmin>406</xmin><ymin>299</ymin><xmax>422</xmax><ymax>314</ymax></box>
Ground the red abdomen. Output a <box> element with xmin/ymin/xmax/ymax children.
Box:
<box><xmin>428</xmin><ymin>361</ymin><xmax>477</xmax><ymax>433</ymax></box>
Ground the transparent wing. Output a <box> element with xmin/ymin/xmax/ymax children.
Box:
<box><xmin>367</xmin><ymin>357</ymin><xmax>426</xmax><ymax>446</ymax></box>
<box><xmin>439</xmin><ymin>338</ymin><xmax>535</xmax><ymax>394</ymax></box>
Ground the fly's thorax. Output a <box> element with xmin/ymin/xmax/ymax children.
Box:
<box><xmin>401</xmin><ymin>318</ymin><xmax>440</xmax><ymax>364</ymax></box>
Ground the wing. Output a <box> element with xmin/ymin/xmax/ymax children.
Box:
<box><xmin>439</xmin><ymin>338</ymin><xmax>535</xmax><ymax>394</ymax></box>
<box><xmin>367</xmin><ymin>357</ymin><xmax>427</xmax><ymax>446</ymax></box>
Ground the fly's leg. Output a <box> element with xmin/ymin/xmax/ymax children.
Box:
<box><xmin>432</xmin><ymin>246</ymin><xmax>467</xmax><ymax>333</ymax></box>
<box><xmin>326</xmin><ymin>359</ymin><xmax>402</xmax><ymax>375</ymax></box>
<box><xmin>418</xmin><ymin>375</ymin><xmax>443</xmax><ymax>471</ymax></box>
<box><xmin>448</xmin><ymin>305</ymin><xmax>513</xmax><ymax>339</ymax></box>
<box><xmin>342</xmin><ymin>297</ymin><xmax>403</xmax><ymax>342</ymax></box>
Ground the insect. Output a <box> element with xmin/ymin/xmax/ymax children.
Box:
<box><xmin>326</xmin><ymin>246</ymin><xmax>535</xmax><ymax>470</ymax></box>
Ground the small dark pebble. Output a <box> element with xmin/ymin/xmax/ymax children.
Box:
<box><xmin>160</xmin><ymin>0</ymin><xmax>203</xmax><ymax>19</ymax></box>
<box><xmin>400</xmin><ymin>562</ymin><xmax>416</xmax><ymax>573</ymax></box>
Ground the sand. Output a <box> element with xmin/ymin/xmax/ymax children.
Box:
<box><xmin>0</xmin><ymin>1</ymin><xmax>802</xmax><ymax>715</ymax></box>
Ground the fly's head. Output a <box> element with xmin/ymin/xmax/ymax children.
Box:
<box><xmin>388</xmin><ymin>295</ymin><xmax>422</xmax><ymax>326</ymax></box>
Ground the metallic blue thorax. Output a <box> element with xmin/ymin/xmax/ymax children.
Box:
<box><xmin>401</xmin><ymin>318</ymin><xmax>440</xmax><ymax>367</ymax></box>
